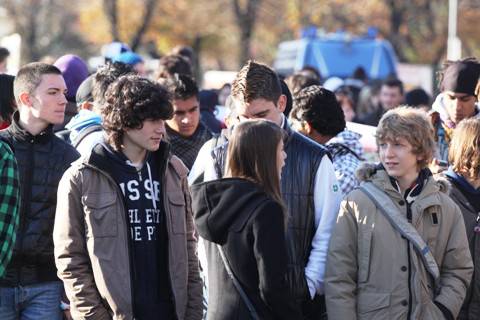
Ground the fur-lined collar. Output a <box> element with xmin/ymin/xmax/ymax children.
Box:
<box><xmin>355</xmin><ymin>162</ymin><xmax>451</xmax><ymax>195</ymax></box>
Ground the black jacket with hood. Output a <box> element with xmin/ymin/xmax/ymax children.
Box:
<box><xmin>191</xmin><ymin>178</ymin><xmax>302</xmax><ymax>320</ymax></box>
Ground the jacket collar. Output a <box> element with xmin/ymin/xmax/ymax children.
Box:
<box><xmin>85</xmin><ymin>140</ymin><xmax>171</xmax><ymax>179</ymax></box>
<box><xmin>8</xmin><ymin>111</ymin><xmax>54</xmax><ymax>144</ymax></box>
<box><xmin>357</xmin><ymin>163</ymin><xmax>450</xmax><ymax>203</ymax></box>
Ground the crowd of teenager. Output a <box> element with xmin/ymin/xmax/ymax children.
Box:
<box><xmin>0</xmin><ymin>43</ymin><xmax>479</xmax><ymax>320</ymax></box>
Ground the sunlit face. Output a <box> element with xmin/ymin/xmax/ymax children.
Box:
<box><xmin>123</xmin><ymin>119</ymin><xmax>166</xmax><ymax>152</ymax></box>
<box><xmin>166</xmin><ymin>96</ymin><xmax>200</xmax><ymax>138</ymax></box>
<box><xmin>444</xmin><ymin>91</ymin><xmax>477</xmax><ymax>125</ymax></box>
<box><xmin>378</xmin><ymin>137</ymin><xmax>421</xmax><ymax>188</ymax></box>
<box><xmin>380</xmin><ymin>85</ymin><xmax>403</xmax><ymax>110</ymax></box>
<box><xmin>29</xmin><ymin>74</ymin><xmax>68</xmax><ymax>125</ymax></box>
<box><xmin>235</xmin><ymin>98</ymin><xmax>284</xmax><ymax>126</ymax></box>
<box><xmin>276</xmin><ymin>139</ymin><xmax>287</xmax><ymax>180</ymax></box>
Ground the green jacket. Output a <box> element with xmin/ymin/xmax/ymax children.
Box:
<box><xmin>0</xmin><ymin>140</ymin><xmax>20</xmax><ymax>278</ymax></box>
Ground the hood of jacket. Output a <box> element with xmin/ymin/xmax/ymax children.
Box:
<box><xmin>65</xmin><ymin>109</ymin><xmax>102</xmax><ymax>142</ymax></box>
<box><xmin>327</xmin><ymin>129</ymin><xmax>364</xmax><ymax>156</ymax></box>
<box><xmin>355</xmin><ymin>162</ymin><xmax>451</xmax><ymax>196</ymax></box>
<box><xmin>191</xmin><ymin>178</ymin><xmax>269</xmax><ymax>245</ymax></box>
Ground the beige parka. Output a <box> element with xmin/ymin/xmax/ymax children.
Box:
<box><xmin>325</xmin><ymin>163</ymin><xmax>473</xmax><ymax>320</ymax></box>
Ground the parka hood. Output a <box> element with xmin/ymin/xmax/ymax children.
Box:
<box><xmin>191</xmin><ymin>178</ymin><xmax>269</xmax><ymax>245</ymax></box>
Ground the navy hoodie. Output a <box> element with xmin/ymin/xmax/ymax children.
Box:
<box><xmin>100</xmin><ymin>143</ymin><xmax>174</xmax><ymax>320</ymax></box>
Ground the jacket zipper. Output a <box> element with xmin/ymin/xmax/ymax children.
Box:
<box><xmin>18</xmin><ymin>139</ymin><xmax>34</xmax><ymax>284</ymax></box>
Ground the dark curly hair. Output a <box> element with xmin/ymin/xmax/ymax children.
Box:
<box><xmin>290</xmin><ymin>85</ymin><xmax>345</xmax><ymax>137</ymax></box>
<box><xmin>157</xmin><ymin>73</ymin><xmax>198</xmax><ymax>100</ymax></box>
<box><xmin>92</xmin><ymin>62</ymin><xmax>134</xmax><ymax>110</ymax></box>
<box><xmin>102</xmin><ymin>75</ymin><xmax>173</xmax><ymax>150</ymax></box>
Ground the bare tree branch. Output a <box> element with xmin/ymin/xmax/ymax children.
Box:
<box><xmin>129</xmin><ymin>0</ymin><xmax>159</xmax><ymax>50</ymax></box>
<box><xmin>103</xmin><ymin>0</ymin><xmax>120</xmax><ymax>41</ymax></box>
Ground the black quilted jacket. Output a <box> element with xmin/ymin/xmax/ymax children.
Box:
<box><xmin>0</xmin><ymin>112</ymin><xmax>79</xmax><ymax>286</ymax></box>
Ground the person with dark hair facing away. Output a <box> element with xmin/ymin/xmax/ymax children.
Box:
<box><xmin>290</xmin><ymin>85</ymin><xmax>363</xmax><ymax>195</ymax></box>
<box><xmin>359</xmin><ymin>78</ymin><xmax>404</xmax><ymax>126</ymax></box>
<box><xmin>198</xmin><ymin>89</ymin><xmax>223</xmax><ymax>134</ymax></box>
<box><xmin>0</xmin><ymin>62</ymin><xmax>80</xmax><ymax>319</ymax></box>
<box><xmin>285</xmin><ymin>72</ymin><xmax>321</xmax><ymax>97</ymax></box>
<box><xmin>156</xmin><ymin>54</ymin><xmax>193</xmax><ymax>80</ymax></box>
<box><xmin>191</xmin><ymin>120</ymin><xmax>302</xmax><ymax>319</ymax></box>
<box><xmin>405</xmin><ymin>87</ymin><xmax>431</xmax><ymax>112</ymax></box>
<box><xmin>192</xmin><ymin>60</ymin><xmax>342</xmax><ymax>319</ymax></box>
<box><xmin>280</xmin><ymin>78</ymin><xmax>294</xmax><ymax>118</ymax></box>
<box><xmin>0</xmin><ymin>48</ymin><xmax>10</xmax><ymax>74</ymax></box>
<box><xmin>431</xmin><ymin>57</ymin><xmax>480</xmax><ymax>163</ymax></box>
<box><xmin>54</xmin><ymin>75</ymin><xmax>203</xmax><ymax>319</ymax></box>
<box><xmin>325</xmin><ymin>107</ymin><xmax>473</xmax><ymax>320</ymax></box>
<box><xmin>159</xmin><ymin>74</ymin><xmax>213</xmax><ymax>170</ymax></box>
<box><xmin>0</xmin><ymin>74</ymin><xmax>16</xmax><ymax>129</ymax></box>
<box><xmin>444</xmin><ymin>118</ymin><xmax>480</xmax><ymax>320</ymax></box>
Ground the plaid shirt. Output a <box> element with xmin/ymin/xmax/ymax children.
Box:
<box><xmin>326</xmin><ymin>130</ymin><xmax>364</xmax><ymax>196</ymax></box>
<box><xmin>0</xmin><ymin>140</ymin><xmax>20</xmax><ymax>278</ymax></box>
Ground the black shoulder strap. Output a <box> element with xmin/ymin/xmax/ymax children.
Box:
<box><xmin>72</xmin><ymin>124</ymin><xmax>103</xmax><ymax>148</ymax></box>
<box><xmin>216</xmin><ymin>196</ymin><xmax>269</xmax><ymax>320</ymax></box>
<box><xmin>327</xmin><ymin>142</ymin><xmax>364</xmax><ymax>161</ymax></box>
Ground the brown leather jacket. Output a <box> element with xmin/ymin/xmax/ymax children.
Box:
<box><xmin>53</xmin><ymin>143</ymin><xmax>203</xmax><ymax>320</ymax></box>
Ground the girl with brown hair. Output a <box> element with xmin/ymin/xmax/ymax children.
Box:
<box><xmin>445</xmin><ymin>118</ymin><xmax>480</xmax><ymax>320</ymax></box>
<box><xmin>191</xmin><ymin>120</ymin><xmax>302</xmax><ymax>320</ymax></box>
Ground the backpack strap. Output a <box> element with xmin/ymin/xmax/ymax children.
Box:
<box><xmin>71</xmin><ymin>124</ymin><xmax>103</xmax><ymax>148</ymax></box>
<box><xmin>217</xmin><ymin>245</ymin><xmax>260</xmax><ymax>320</ymax></box>
<box><xmin>327</xmin><ymin>142</ymin><xmax>363</xmax><ymax>161</ymax></box>
<box><xmin>358</xmin><ymin>182</ymin><xmax>440</xmax><ymax>288</ymax></box>
<box><xmin>215</xmin><ymin>196</ymin><xmax>269</xmax><ymax>320</ymax></box>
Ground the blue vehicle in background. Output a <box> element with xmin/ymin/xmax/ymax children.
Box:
<box><xmin>273</xmin><ymin>27</ymin><xmax>398</xmax><ymax>80</ymax></box>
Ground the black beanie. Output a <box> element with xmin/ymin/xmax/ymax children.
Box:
<box><xmin>441</xmin><ymin>59</ymin><xmax>480</xmax><ymax>96</ymax></box>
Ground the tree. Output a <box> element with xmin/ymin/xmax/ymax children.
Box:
<box><xmin>3</xmin><ymin>0</ymin><xmax>91</xmax><ymax>63</ymax></box>
<box><xmin>101</xmin><ymin>0</ymin><xmax>159</xmax><ymax>51</ymax></box>
<box><xmin>231</xmin><ymin>0</ymin><xmax>262</xmax><ymax>66</ymax></box>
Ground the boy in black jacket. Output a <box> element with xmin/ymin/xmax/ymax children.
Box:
<box><xmin>0</xmin><ymin>63</ymin><xmax>79</xmax><ymax>319</ymax></box>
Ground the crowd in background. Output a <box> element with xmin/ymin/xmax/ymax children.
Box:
<box><xmin>0</xmin><ymin>42</ymin><xmax>478</xmax><ymax>320</ymax></box>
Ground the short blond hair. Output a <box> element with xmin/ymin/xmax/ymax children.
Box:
<box><xmin>376</xmin><ymin>106</ymin><xmax>435</xmax><ymax>169</ymax></box>
<box><xmin>449</xmin><ymin>118</ymin><xmax>480</xmax><ymax>180</ymax></box>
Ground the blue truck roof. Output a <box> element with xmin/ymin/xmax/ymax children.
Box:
<box><xmin>274</xmin><ymin>36</ymin><xmax>398</xmax><ymax>79</ymax></box>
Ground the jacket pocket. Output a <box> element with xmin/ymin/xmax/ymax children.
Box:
<box><xmin>167</xmin><ymin>192</ymin><xmax>186</xmax><ymax>234</ymax></box>
<box><xmin>357</xmin><ymin>292</ymin><xmax>390</xmax><ymax>318</ymax></box>
<box><xmin>83</xmin><ymin>192</ymin><xmax>118</xmax><ymax>238</ymax></box>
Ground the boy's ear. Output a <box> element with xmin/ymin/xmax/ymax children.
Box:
<box><xmin>304</xmin><ymin>121</ymin><xmax>314</xmax><ymax>135</ymax></box>
<box><xmin>18</xmin><ymin>92</ymin><xmax>33</xmax><ymax>108</ymax></box>
<box><xmin>276</xmin><ymin>94</ymin><xmax>287</xmax><ymax>113</ymax></box>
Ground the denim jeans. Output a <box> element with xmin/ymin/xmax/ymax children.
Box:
<box><xmin>0</xmin><ymin>281</ymin><xmax>63</xmax><ymax>320</ymax></box>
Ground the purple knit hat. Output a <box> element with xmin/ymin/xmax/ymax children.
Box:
<box><xmin>54</xmin><ymin>54</ymin><xmax>89</xmax><ymax>102</ymax></box>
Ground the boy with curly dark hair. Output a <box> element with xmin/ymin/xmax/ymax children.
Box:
<box><xmin>54</xmin><ymin>75</ymin><xmax>203</xmax><ymax>320</ymax></box>
<box><xmin>290</xmin><ymin>85</ymin><xmax>364</xmax><ymax>195</ymax></box>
